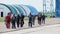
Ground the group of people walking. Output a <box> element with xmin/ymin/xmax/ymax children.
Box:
<box><xmin>11</xmin><ymin>14</ymin><xmax>24</xmax><ymax>28</ymax></box>
<box><xmin>28</xmin><ymin>13</ymin><xmax>46</xmax><ymax>27</ymax></box>
<box><xmin>38</xmin><ymin>13</ymin><xmax>46</xmax><ymax>25</ymax></box>
<box><xmin>5</xmin><ymin>12</ymin><xmax>46</xmax><ymax>29</ymax></box>
<box><xmin>5</xmin><ymin>13</ymin><xmax>24</xmax><ymax>29</ymax></box>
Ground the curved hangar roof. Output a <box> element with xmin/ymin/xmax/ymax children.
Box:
<box><xmin>0</xmin><ymin>4</ymin><xmax>38</xmax><ymax>16</ymax></box>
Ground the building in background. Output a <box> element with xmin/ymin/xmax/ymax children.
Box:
<box><xmin>43</xmin><ymin>0</ymin><xmax>55</xmax><ymax>17</ymax></box>
<box><xmin>0</xmin><ymin>0</ymin><xmax>56</xmax><ymax>17</ymax></box>
<box><xmin>56</xmin><ymin>0</ymin><xmax>60</xmax><ymax>17</ymax></box>
<box><xmin>0</xmin><ymin>4</ymin><xmax>38</xmax><ymax>17</ymax></box>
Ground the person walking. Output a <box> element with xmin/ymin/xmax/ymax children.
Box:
<box><xmin>28</xmin><ymin>13</ymin><xmax>33</xmax><ymax>27</ymax></box>
<box><xmin>20</xmin><ymin>14</ymin><xmax>24</xmax><ymax>27</ymax></box>
<box><xmin>32</xmin><ymin>16</ymin><xmax>36</xmax><ymax>25</ymax></box>
<box><xmin>11</xmin><ymin>14</ymin><xmax>16</xmax><ymax>29</ymax></box>
<box><xmin>42</xmin><ymin>14</ymin><xmax>46</xmax><ymax>24</ymax></box>
<box><xmin>37</xmin><ymin>13</ymin><xmax>42</xmax><ymax>25</ymax></box>
<box><xmin>16</xmin><ymin>14</ymin><xmax>21</xmax><ymax>28</ymax></box>
<box><xmin>5</xmin><ymin>13</ymin><xmax>11</xmax><ymax>29</ymax></box>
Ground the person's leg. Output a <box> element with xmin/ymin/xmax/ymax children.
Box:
<box><xmin>33</xmin><ymin>17</ymin><xmax>35</xmax><ymax>25</ymax></box>
<box><xmin>6</xmin><ymin>22</ymin><xmax>9</xmax><ymax>28</ymax></box>
<box><xmin>33</xmin><ymin>20</ymin><xmax>35</xmax><ymax>25</ymax></box>
<box><xmin>17</xmin><ymin>22</ymin><xmax>19</xmax><ymax>28</ymax></box>
<box><xmin>12</xmin><ymin>21</ymin><xmax>15</xmax><ymax>29</ymax></box>
<box><xmin>38</xmin><ymin>20</ymin><xmax>39</xmax><ymax>25</ymax></box>
<box><xmin>28</xmin><ymin>22</ymin><xmax>30</xmax><ymax>27</ymax></box>
<box><xmin>21</xmin><ymin>24</ymin><xmax>23</xmax><ymax>27</ymax></box>
<box><xmin>39</xmin><ymin>21</ymin><xmax>41</xmax><ymax>25</ymax></box>
<box><xmin>8</xmin><ymin>22</ymin><xmax>10</xmax><ymax>28</ymax></box>
<box><xmin>38</xmin><ymin>20</ymin><xmax>40</xmax><ymax>25</ymax></box>
<box><xmin>22</xmin><ymin>21</ymin><xmax>24</xmax><ymax>27</ymax></box>
<box><xmin>32</xmin><ymin>18</ymin><xmax>34</xmax><ymax>25</ymax></box>
<box><xmin>31</xmin><ymin>22</ymin><xmax>32</xmax><ymax>27</ymax></box>
<box><xmin>14</xmin><ymin>22</ymin><xmax>16</xmax><ymax>28</ymax></box>
<box><xmin>38</xmin><ymin>20</ymin><xmax>41</xmax><ymax>25</ymax></box>
<box><xmin>12</xmin><ymin>22</ymin><xmax>14</xmax><ymax>28</ymax></box>
<box><xmin>43</xmin><ymin>20</ymin><xmax>45</xmax><ymax>24</ymax></box>
<box><xmin>6</xmin><ymin>22</ymin><xmax>10</xmax><ymax>29</ymax></box>
<box><xmin>21</xmin><ymin>22</ymin><xmax>23</xmax><ymax>27</ymax></box>
<box><xmin>23</xmin><ymin>22</ymin><xmax>24</xmax><ymax>27</ymax></box>
<box><xmin>30</xmin><ymin>21</ymin><xmax>32</xmax><ymax>27</ymax></box>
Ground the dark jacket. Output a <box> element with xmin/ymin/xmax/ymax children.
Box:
<box><xmin>38</xmin><ymin>15</ymin><xmax>42</xmax><ymax>21</ymax></box>
<box><xmin>42</xmin><ymin>15</ymin><xmax>46</xmax><ymax>20</ymax></box>
<box><xmin>12</xmin><ymin>15</ymin><xmax>16</xmax><ymax>23</ymax></box>
<box><xmin>17</xmin><ymin>15</ymin><xmax>21</xmax><ymax>23</ymax></box>
<box><xmin>29</xmin><ymin>14</ymin><xmax>33</xmax><ymax>23</ymax></box>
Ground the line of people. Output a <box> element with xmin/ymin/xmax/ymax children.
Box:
<box><xmin>5</xmin><ymin>13</ymin><xmax>24</xmax><ymax>29</ymax></box>
<box><xmin>5</xmin><ymin>12</ymin><xmax>46</xmax><ymax>29</ymax></box>
<box><xmin>38</xmin><ymin>13</ymin><xmax>46</xmax><ymax>25</ymax></box>
<box><xmin>28</xmin><ymin>13</ymin><xmax>46</xmax><ymax>27</ymax></box>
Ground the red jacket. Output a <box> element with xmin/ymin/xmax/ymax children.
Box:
<box><xmin>5</xmin><ymin>15</ymin><xmax>11</xmax><ymax>22</ymax></box>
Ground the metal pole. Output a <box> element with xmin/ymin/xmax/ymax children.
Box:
<box><xmin>43</xmin><ymin>0</ymin><xmax>46</xmax><ymax>15</ymax></box>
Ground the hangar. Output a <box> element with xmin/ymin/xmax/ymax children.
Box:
<box><xmin>0</xmin><ymin>3</ymin><xmax>38</xmax><ymax>17</ymax></box>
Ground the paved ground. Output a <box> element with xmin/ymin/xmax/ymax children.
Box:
<box><xmin>0</xmin><ymin>18</ymin><xmax>60</xmax><ymax>33</ymax></box>
<box><xmin>1</xmin><ymin>24</ymin><xmax>60</xmax><ymax>34</ymax></box>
